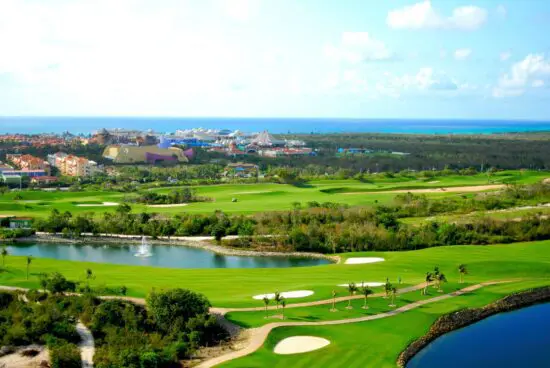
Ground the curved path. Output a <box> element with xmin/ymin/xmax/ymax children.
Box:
<box><xmin>76</xmin><ymin>320</ymin><xmax>95</xmax><ymax>368</ymax></box>
<box><xmin>196</xmin><ymin>281</ymin><xmax>508</xmax><ymax>368</ymax></box>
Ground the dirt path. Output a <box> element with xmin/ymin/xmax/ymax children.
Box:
<box><xmin>196</xmin><ymin>281</ymin><xmax>508</xmax><ymax>368</ymax></box>
<box><xmin>76</xmin><ymin>320</ymin><xmax>95</xmax><ymax>368</ymax></box>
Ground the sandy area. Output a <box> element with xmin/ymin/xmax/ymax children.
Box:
<box><xmin>77</xmin><ymin>320</ymin><xmax>95</xmax><ymax>368</ymax></box>
<box><xmin>0</xmin><ymin>345</ymin><xmax>49</xmax><ymax>368</ymax></box>
<box><xmin>427</xmin><ymin>181</ymin><xmax>440</xmax><ymax>184</ymax></box>
<box><xmin>274</xmin><ymin>336</ymin><xmax>330</xmax><ymax>355</ymax></box>
<box><xmin>76</xmin><ymin>202</ymin><xmax>119</xmax><ymax>207</ymax></box>
<box><xmin>344</xmin><ymin>184</ymin><xmax>504</xmax><ymax>195</ymax></box>
<box><xmin>543</xmin><ymin>178</ymin><xmax>550</xmax><ymax>184</ymax></box>
<box><xmin>345</xmin><ymin>257</ymin><xmax>385</xmax><ymax>265</ymax></box>
<box><xmin>252</xmin><ymin>290</ymin><xmax>314</xmax><ymax>300</ymax></box>
<box><xmin>146</xmin><ymin>203</ymin><xmax>189</xmax><ymax>208</ymax></box>
<box><xmin>337</xmin><ymin>281</ymin><xmax>384</xmax><ymax>287</ymax></box>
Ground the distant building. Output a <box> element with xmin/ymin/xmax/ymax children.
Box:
<box><xmin>9</xmin><ymin>217</ymin><xmax>32</xmax><ymax>229</ymax></box>
<box><xmin>2</xmin><ymin>170</ymin><xmax>47</xmax><ymax>178</ymax></box>
<box><xmin>337</xmin><ymin>148</ymin><xmax>373</xmax><ymax>155</ymax></box>
<box><xmin>250</xmin><ymin>130</ymin><xmax>285</xmax><ymax>147</ymax></box>
<box><xmin>31</xmin><ymin>176</ymin><xmax>59</xmax><ymax>185</ymax></box>
<box><xmin>158</xmin><ymin>136</ymin><xmax>211</xmax><ymax>149</ymax></box>
<box><xmin>103</xmin><ymin>145</ymin><xmax>189</xmax><ymax>164</ymax></box>
<box><xmin>6</xmin><ymin>154</ymin><xmax>50</xmax><ymax>172</ymax></box>
<box><xmin>48</xmin><ymin>152</ymin><xmax>102</xmax><ymax>177</ymax></box>
<box><xmin>224</xmin><ymin>163</ymin><xmax>259</xmax><ymax>178</ymax></box>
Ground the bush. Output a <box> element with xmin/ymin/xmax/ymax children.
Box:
<box><xmin>49</xmin><ymin>342</ymin><xmax>82</xmax><ymax>368</ymax></box>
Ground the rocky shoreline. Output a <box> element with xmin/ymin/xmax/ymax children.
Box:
<box><xmin>397</xmin><ymin>285</ymin><xmax>550</xmax><ymax>367</ymax></box>
<box><xmin>10</xmin><ymin>233</ymin><xmax>340</xmax><ymax>263</ymax></box>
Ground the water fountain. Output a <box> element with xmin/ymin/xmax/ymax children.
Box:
<box><xmin>134</xmin><ymin>236</ymin><xmax>153</xmax><ymax>257</ymax></box>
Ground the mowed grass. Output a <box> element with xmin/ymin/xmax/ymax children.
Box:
<box><xmin>1</xmin><ymin>240</ymin><xmax>550</xmax><ymax>308</ymax></box>
<box><xmin>0</xmin><ymin>170</ymin><xmax>547</xmax><ymax>217</ymax></box>
<box><xmin>222</xmin><ymin>280</ymin><xmax>550</xmax><ymax>368</ymax></box>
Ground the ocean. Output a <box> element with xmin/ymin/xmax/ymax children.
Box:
<box><xmin>1</xmin><ymin>117</ymin><xmax>550</xmax><ymax>135</ymax></box>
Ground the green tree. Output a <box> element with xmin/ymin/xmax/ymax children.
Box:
<box><xmin>26</xmin><ymin>255</ymin><xmax>32</xmax><ymax>280</ymax></box>
<box><xmin>263</xmin><ymin>296</ymin><xmax>270</xmax><ymax>318</ymax></box>
<box><xmin>330</xmin><ymin>289</ymin><xmax>337</xmax><ymax>312</ymax></box>
<box><xmin>436</xmin><ymin>273</ymin><xmax>447</xmax><ymax>292</ymax></box>
<box><xmin>280</xmin><ymin>298</ymin><xmax>286</xmax><ymax>319</ymax></box>
<box><xmin>458</xmin><ymin>264</ymin><xmax>468</xmax><ymax>284</ymax></box>
<box><xmin>274</xmin><ymin>291</ymin><xmax>282</xmax><ymax>311</ymax></box>
<box><xmin>120</xmin><ymin>285</ymin><xmax>128</xmax><ymax>296</ymax></box>
<box><xmin>50</xmin><ymin>343</ymin><xmax>82</xmax><ymax>368</ymax></box>
<box><xmin>146</xmin><ymin>288</ymin><xmax>211</xmax><ymax>334</ymax></box>
<box><xmin>423</xmin><ymin>272</ymin><xmax>433</xmax><ymax>295</ymax></box>
<box><xmin>389</xmin><ymin>287</ymin><xmax>398</xmax><ymax>307</ymax></box>
<box><xmin>361</xmin><ymin>286</ymin><xmax>373</xmax><ymax>310</ymax></box>
<box><xmin>346</xmin><ymin>282</ymin><xmax>357</xmax><ymax>309</ymax></box>
<box><xmin>384</xmin><ymin>279</ymin><xmax>392</xmax><ymax>299</ymax></box>
<box><xmin>1</xmin><ymin>246</ymin><xmax>7</xmax><ymax>268</ymax></box>
<box><xmin>85</xmin><ymin>268</ymin><xmax>94</xmax><ymax>291</ymax></box>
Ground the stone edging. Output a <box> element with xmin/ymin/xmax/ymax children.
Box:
<box><xmin>396</xmin><ymin>285</ymin><xmax>550</xmax><ymax>367</ymax></box>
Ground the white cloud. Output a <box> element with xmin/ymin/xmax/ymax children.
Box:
<box><xmin>324</xmin><ymin>32</ymin><xmax>394</xmax><ymax>64</ymax></box>
<box><xmin>493</xmin><ymin>54</ymin><xmax>550</xmax><ymax>97</ymax></box>
<box><xmin>454</xmin><ymin>48</ymin><xmax>472</xmax><ymax>60</ymax></box>
<box><xmin>496</xmin><ymin>4</ymin><xmax>507</xmax><ymax>18</ymax></box>
<box><xmin>220</xmin><ymin>0</ymin><xmax>260</xmax><ymax>21</ymax></box>
<box><xmin>385</xmin><ymin>68</ymin><xmax>459</xmax><ymax>94</ymax></box>
<box><xmin>500</xmin><ymin>51</ymin><xmax>511</xmax><ymax>61</ymax></box>
<box><xmin>387</xmin><ymin>1</ymin><xmax>488</xmax><ymax>31</ymax></box>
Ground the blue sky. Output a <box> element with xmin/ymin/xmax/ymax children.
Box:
<box><xmin>0</xmin><ymin>0</ymin><xmax>549</xmax><ymax>119</ymax></box>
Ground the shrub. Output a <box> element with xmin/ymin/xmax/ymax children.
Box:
<box><xmin>49</xmin><ymin>342</ymin><xmax>82</xmax><ymax>368</ymax></box>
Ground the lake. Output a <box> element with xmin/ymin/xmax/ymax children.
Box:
<box><xmin>5</xmin><ymin>242</ymin><xmax>331</xmax><ymax>269</ymax></box>
<box><xmin>407</xmin><ymin>302</ymin><xmax>550</xmax><ymax>368</ymax></box>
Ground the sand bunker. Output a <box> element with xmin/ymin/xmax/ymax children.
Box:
<box><xmin>427</xmin><ymin>181</ymin><xmax>440</xmax><ymax>184</ymax></box>
<box><xmin>76</xmin><ymin>202</ymin><xmax>119</xmax><ymax>207</ymax></box>
<box><xmin>146</xmin><ymin>203</ymin><xmax>189</xmax><ymax>208</ymax></box>
<box><xmin>337</xmin><ymin>282</ymin><xmax>384</xmax><ymax>287</ymax></box>
<box><xmin>252</xmin><ymin>290</ymin><xmax>314</xmax><ymax>300</ymax></box>
<box><xmin>274</xmin><ymin>336</ymin><xmax>330</xmax><ymax>355</ymax></box>
<box><xmin>345</xmin><ymin>257</ymin><xmax>385</xmax><ymax>265</ymax></box>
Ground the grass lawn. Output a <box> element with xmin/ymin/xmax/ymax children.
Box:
<box><xmin>0</xmin><ymin>170</ymin><xmax>546</xmax><ymax>217</ymax></box>
<box><xmin>222</xmin><ymin>280</ymin><xmax>550</xmax><ymax>368</ymax></box>
<box><xmin>1</xmin><ymin>240</ymin><xmax>550</xmax><ymax>308</ymax></box>
<box><xmin>226</xmin><ymin>282</ymin><xmax>466</xmax><ymax>328</ymax></box>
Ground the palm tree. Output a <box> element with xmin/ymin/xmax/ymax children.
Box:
<box><xmin>389</xmin><ymin>287</ymin><xmax>398</xmax><ymax>307</ymax></box>
<box><xmin>26</xmin><ymin>256</ymin><xmax>32</xmax><ymax>280</ymax></box>
<box><xmin>433</xmin><ymin>266</ymin><xmax>440</xmax><ymax>288</ymax></box>
<box><xmin>280</xmin><ymin>298</ymin><xmax>286</xmax><ymax>319</ymax></box>
<box><xmin>361</xmin><ymin>286</ymin><xmax>373</xmax><ymax>310</ymax></box>
<box><xmin>274</xmin><ymin>291</ymin><xmax>282</xmax><ymax>311</ymax></box>
<box><xmin>86</xmin><ymin>268</ymin><xmax>93</xmax><ymax>290</ymax></box>
<box><xmin>384</xmin><ymin>280</ymin><xmax>392</xmax><ymax>299</ymax></box>
<box><xmin>330</xmin><ymin>289</ymin><xmax>337</xmax><ymax>312</ymax></box>
<box><xmin>436</xmin><ymin>273</ymin><xmax>447</xmax><ymax>292</ymax></box>
<box><xmin>346</xmin><ymin>282</ymin><xmax>357</xmax><ymax>309</ymax></box>
<box><xmin>263</xmin><ymin>296</ymin><xmax>270</xmax><ymax>318</ymax></box>
<box><xmin>458</xmin><ymin>264</ymin><xmax>468</xmax><ymax>284</ymax></box>
<box><xmin>423</xmin><ymin>272</ymin><xmax>433</xmax><ymax>295</ymax></box>
<box><xmin>1</xmin><ymin>246</ymin><xmax>7</xmax><ymax>268</ymax></box>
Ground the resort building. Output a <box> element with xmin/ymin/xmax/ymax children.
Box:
<box><xmin>31</xmin><ymin>176</ymin><xmax>59</xmax><ymax>185</ymax></box>
<box><xmin>48</xmin><ymin>152</ymin><xmax>102</xmax><ymax>177</ymax></box>
<box><xmin>9</xmin><ymin>217</ymin><xmax>32</xmax><ymax>229</ymax></box>
<box><xmin>6</xmin><ymin>154</ymin><xmax>50</xmax><ymax>172</ymax></box>
<box><xmin>102</xmin><ymin>145</ymin><xmax>189</xmax><ymax>164</ymax></box>
<box><xmin>224</xmin><ymin>163</ymin><xmax>259</xmax><ymax>178</ymax></box>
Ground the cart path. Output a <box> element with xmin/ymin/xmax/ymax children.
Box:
<box><xmin>196</xmin><ymin>281</ymin><xmax>510</xmax><ymax>368</ymax></box>
<box><xmin>76</xmin><ymin>320</ymin><xmax>95</xmax><ymax>368</ymax></box>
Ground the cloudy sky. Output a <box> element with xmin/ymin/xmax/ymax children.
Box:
<box><xmin>1</xmin><ymin>0</ymin><xmax>550</xmax><ymax>119</ymax></box>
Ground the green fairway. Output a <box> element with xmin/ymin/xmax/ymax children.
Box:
<box><xmin>1</xmin><ymin>240</ymin><xmax>550</xmax><ymax>308</ymax></box>
<box><xmin>222</xmin><ymin>280</ymin><xmax>550</xmax><ymax>368</ymax></box>
<box><xmin>0</xmin><ymin>170</ymin><xmax>547</xmax><ymax>217</ymax></box>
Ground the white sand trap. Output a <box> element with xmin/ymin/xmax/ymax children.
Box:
<box><xmin>146</xmin><ymin>203</ymin><xmax>189</xmax><ymax>208</ymax></box>
<box><xmin>428</xmin><ymin>181</ymin><xmax>440</xmax><ymax>184</ymax></box>
<box><xmin>252</xmin><ymin>290</ymin><xmax>314</xmax><ymax>300</ymax></box>
<box><xmin>337</xmin><ymin>282</ymin><xmax>384</xmax><ymax>287</ymax></box>
<box><xmin>274</xmin><ymin>336</ymin><xmax>330</xmax><ymax>355</ymax></box>
<box><xmin>345</xmin><ymin>257</ymin><xmax>385</xmax><ymax>265</ymax></box>
<box><xmin>76</xmin><ymin>202</ymin><xmax>119</xmax><ymax>207</ymax></box>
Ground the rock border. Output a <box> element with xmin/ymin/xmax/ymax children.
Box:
<box><xmin>397</xmin><ymin>286</ymin><xmax>550</xmax><ymax>367</ymax></box>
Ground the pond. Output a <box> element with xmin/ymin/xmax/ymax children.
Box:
<box><xmin>5</xmin><ymin>242</ymin><xmax>331</xmax><ymax>269</ymax></box>
<box><xmin>407</xmin><ymin>302</ymin><xmax>550</xmax><ymax>368</ymax></box>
